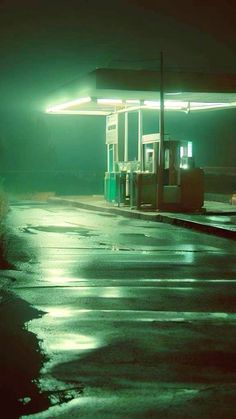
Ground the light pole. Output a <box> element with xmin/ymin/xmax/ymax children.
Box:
<box><xmin>157</xmin><ymin>51</ymin><xmax>165</xmax><ymax>210</ymax></box>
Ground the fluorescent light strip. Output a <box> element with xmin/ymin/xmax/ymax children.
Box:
<box><xmin>117</xmin><ymin>106</ymin><xmax>142</xmax><ymax>114</ymax></box>
<box><xmin>191</xmin><ymin>102</ymin><xmax>227</xmax><ymax>107</ymax></box>
<box><xmin>144</xmin><ymin>100</ymin><xmax>159</xmax><ymax>107</ymax></box>
<box><xmin>97</xmin><ymin>98</ymin><xmax>123</xmax><ymax>105</ymax></box>
<box><xmin>144</xmin><ymin>100</ymin><xmax>236</xmax><ymax>111</ymax></box>
<box><xmin>190</xmin><ymin>103</ymin><xmax>234</xmax><ymax>111</ymax></box>
<box><xmin>144</xmin><ymin>100</ymin><xmax>188</xmax><ymax>109</ymax></box>
<box><xmin>46</xmin><ymin>96</ymin><xmax>92</xmax><ymax>112</ymax></box>
<box><xmin>144</xmin><ymin>100</ymin><xmax>188</xmax><ymax>110</ymax></box>
<box><xmin>166</xmin><ymin>100</ymin><xmax>189</xmax><ymax>107</ymax></box>
<box><xmin>46</xmin><ymin>98</ymin><xmax>236</xmax><ymax>115</ymax></box>
<box><xmin>47</xmin><ymin>110</ymin><xmax>110</xmax><ymax>116</ymax></box>
<box><xmin>125</xmin><ymin>99</ymin><xmax>141</xmax><ymax>104</ymax></box>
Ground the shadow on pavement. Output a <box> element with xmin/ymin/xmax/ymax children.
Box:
<box><xmin>0</xmin><ymin>290</ymin><xmax>50</xmax><ymax>418</ymax></box>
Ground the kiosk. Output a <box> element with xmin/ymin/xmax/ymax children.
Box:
<box><xmin>46</xmin><ymin>68</ymin><xmax>236</xmax><ymax>212</ymax></box>
<box><xmin>104</xmin><ymin>114</ymin><xmax>204</xmax><ymax>211</ymax></box>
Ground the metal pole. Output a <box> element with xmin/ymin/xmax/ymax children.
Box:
<box><xmin>157</xmin><ymin>51</ymin><xmax>164</xmax><ymax>210</ymax></box>
<box><xmin>138</xmin><ymin>109</ymin><xmax>143</xmax><ymax>167</ymax></box>
<box><xmin>124</xmin><ymin>112</ymin><xmax>128</xmax><ymax>162</ymax></box>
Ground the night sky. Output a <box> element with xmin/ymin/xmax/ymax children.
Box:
<box><xmin>0</xmin><ymin>0</ymin><xmax>236</xmax><ymax>194</ymax></box>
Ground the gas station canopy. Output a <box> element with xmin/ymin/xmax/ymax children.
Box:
<box><xmin>46</xmin><ymin>68</ymin><xmax>236</xmax><ymax>115</ymax></box>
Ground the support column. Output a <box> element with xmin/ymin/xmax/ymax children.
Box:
<box><xmin>124</xmin><ymin>112</ymin><xmax>128</xmax><ymax>162</ymax></box>
<box><xmin>138</xmin><ymin>109</ymin><xmax>143</xmax><ymax>168</ymax></box>
<box><xmin>157</xmin><ymin>51</ymin><xmax>165</xmax><ymax>210</ymax></box>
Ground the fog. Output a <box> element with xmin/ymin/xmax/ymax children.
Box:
<box><xmin>0</xmin><ymin>0</ymin><xmax>236</xmax><ymax>196</ymax></box>
<box><xmin>0</xmin><ymin>106</ymin><xmax>235</xmax><ymax>196</ymax></box>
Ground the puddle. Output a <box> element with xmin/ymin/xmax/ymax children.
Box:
<box><xmin>0</xmin><ymin>290</ymin><xmax>50</xmax><ymax>416</ymax></box>
<box><xmin>21</xmin><ymin>226</ymin><xmax>98</xmax><ymax>237</ymax></box>
<box><xmin>120</xmin><ymin>233</ymin><xmax>151</xmax><ymax>238</ymax></box>
<box><xmin>99</xmin><ymin>242</ymin><xmax>133</xmax><ymax>251</ymax></box>
<box><xmin>206</xmin><ymin>216</ymin><xmax>236</xmax><ymax>225</ymax></box>
<box><xmin>45</xmin><ymin>384</ymin><xmax>84</xmax><ymax>406</ymax></box>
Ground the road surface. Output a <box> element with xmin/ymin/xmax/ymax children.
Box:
<box><xmin>1</xmin><ymin>202</ymin><xmax>236</xmax><ymax>418</ymax></box>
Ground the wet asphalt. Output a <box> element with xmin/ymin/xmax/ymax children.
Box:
<box><xmin>1</xmin><ymin>202</ymin><xmax>236</xmax><ymax>418</ymax></box>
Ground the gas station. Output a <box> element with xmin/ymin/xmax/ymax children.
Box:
<box><xmin>46</xmin><ymin>67</ymin><xmax>236</xmax><ymax>212</ymax></box>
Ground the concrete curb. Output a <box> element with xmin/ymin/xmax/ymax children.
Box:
<box><xmin>49</xmin><ymin>197</ymin><xmax>236</xmax><ymax>241</ymax></box>
<box><xmin>164</xmin><ymin>216</ymin><xmax>236</xmax><ymax>240</ymax></box>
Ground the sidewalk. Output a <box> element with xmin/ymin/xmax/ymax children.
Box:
<box><xmin>48</xmin><ymin>195</ymin><xmax>236</xmax><ymax>240</ymax></box>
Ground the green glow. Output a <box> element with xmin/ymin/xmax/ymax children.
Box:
<box><xmin>144</xmin><ymin>100</ymin><xmax>236</xmax><ymax>111</ymax></box>
<box><xmin>46</xmin><ymin>96</ymin><xmax>91</xmax><ymax>113</ymax></box>
<box><xmin>97</xmin><ymin>98</ymin><xmax>123</xmax><ymax>105</ymax></box>
<box><xmin>125</xmin><ymin>99</ymin><xmax>141</xmax><ymax>104</ymax></box>
<box><xmin>49</xmin><ymin>333</ymin><xmax>101</xmax><ymax>351</ymax></box>
<box><xmin>166</xmin><ymin>100</ymin><xmax>188</xmax><ymax>108</ymax></box>
<box><xmin>144</xmin><ymin>100</ymin><xmax>188</xmax><ymax>110</ymax></box>
<box><xmin>191</xmin><ymin>102</ymin><xmax>227</xmax><ymax>107</ymax></box>
<box><xmin>47</xmin><ymin>109</ymin><xmax>109</xmax><ymax>115</ymax></box>
<box><xmin>144</xmin><ymin>100</ymin><xmax>159</xmax><ymax>108</ymax></box>
<box><xmin>116</xmin><ymin>105</ymin><xmax>141</xmax><ymax>114</ymax></box>
<box><xmin>46</xmin><ymin>97</ymin><xmax>236</xmax><ymax>115</ymax></box>
<box><xmin>101</xmin><ymin>287</ymin><xmax>124</xmax><ymax>298</ymax></box>
<box><xmin>190</xmin><ymin>102</ymin><xmax>234</xmax><ymax>110</ymax></box>
<box><xmin>47</xmin><ymin>307</ymin><xmax>73</xmax><ymax>318</ymax></box>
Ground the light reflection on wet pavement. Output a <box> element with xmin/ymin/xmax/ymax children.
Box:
<box><xmin>3</xmin><ymin>203</ymin><xmax>236</xmax><ymax>418</ymax></box>
<box><xmin>177</xmin><ymin>213</ymin><xmax>236</xmax><ymax>232</ymax></box>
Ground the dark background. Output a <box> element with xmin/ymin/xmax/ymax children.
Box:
<box><xmin>0</xmin><ymin>0</ymin><xmax>236</xmax><ymax>195</ymax></box>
